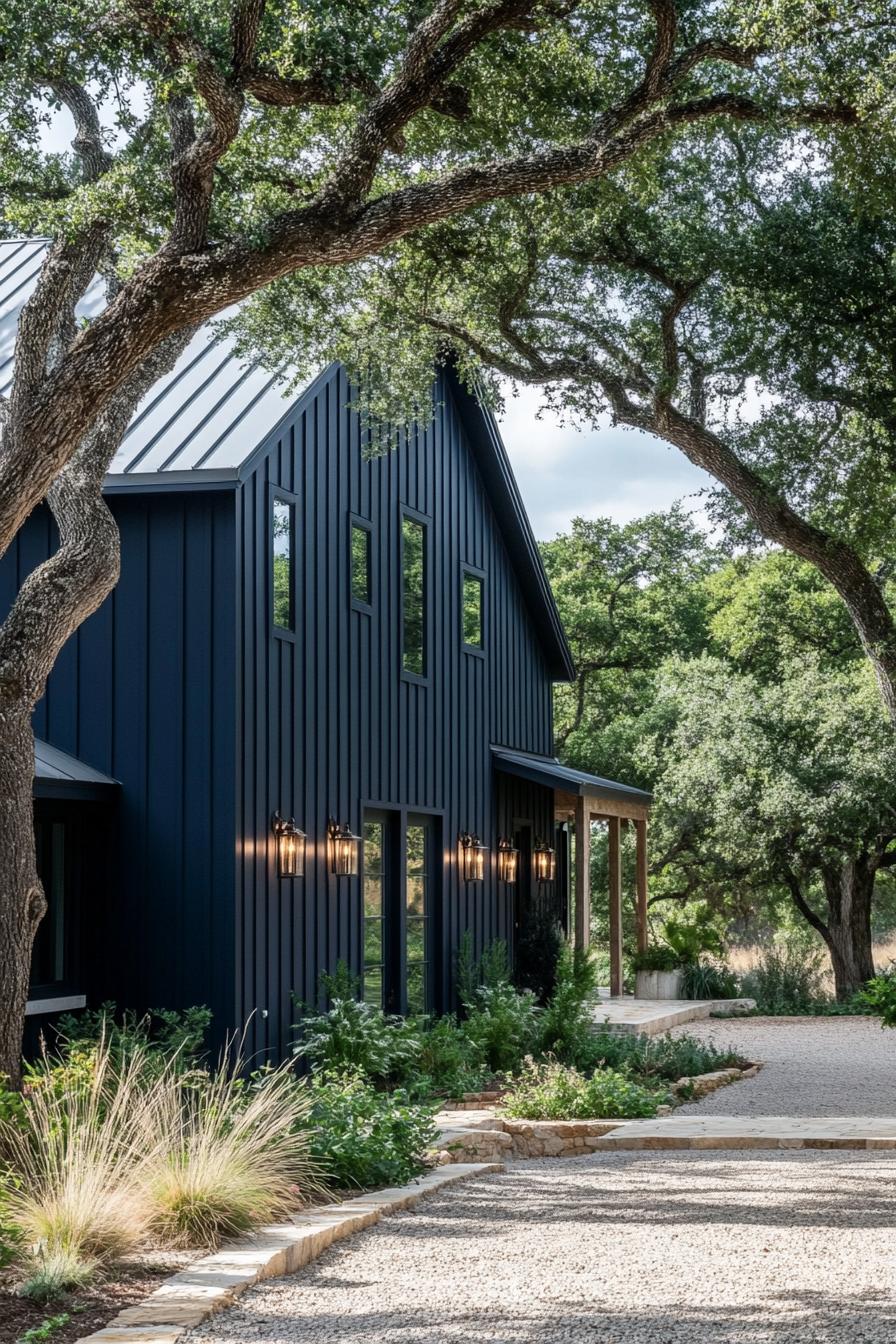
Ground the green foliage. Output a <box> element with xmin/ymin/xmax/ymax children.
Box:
<box><xmin>15</xmin><ymin>1312</ymin><xmax>71</xmax><ymax>1342</ymax></box>
<box><xmin>681</xmin><ymin>960</ymin><xmax>741</xmax><ymax>1001</ymax></box>
<box><xmin>294</xmin><ymin>993</ymin><xmax>422</xmax><ymax>1088</ymax></box>
<box><xmin>538</xmin><ymin>945</ymin><xmax>598</xmax><ymax>1064</ymax></box>
<box><xmin>462</xmin><ymin>983</ymin><xmax>540</xmax><ymax>1077</ymax></box>
<box><xmin>662</xmin><ymin>906</ymin><xmax>726</xmax><ymax>967</ymax></box>
<box><xmin>741</xmin><ymin>942</ymin><xmax>828</xmax><ymax>1014</ymax></box>
<box><xmin>52</xmin><ymin>1002</ymin><xmax>211</xmax><ymax>1065</ymax></box>
<box><xmin>583</xmin><ymin>1029</ymin><xmax>747</xmax><ymax>1082</ymax></box>
<box><xmin>307</xmin><ymin>1071</ymin><xmax>437</xmax><ymax>1191</ymax></box>
<box><xmin>456</xmin><ymin>934</ymin><xmax>513</xmax><ymax>1009</ymax></box>
<box><xmin>854</xmin><ymin>970</ymin><xmax>896</xmax><ymax>1027</ymax></box>
<box><xmin>502</xmin><ymin>1059</ymin><xmax>665</xmax><ymax>1121</ymax></box>
<box><xmin>631</xmin><ymin>945</ymin><xmax>682</xmax><ymax>973</ymax></box>
<box><xmin>412</xmin><ymin>1015</ymin><xmax>486</xmax><ymax>1099</ymax></box>
<box><xmin>513</xmin><ymin>907</ymin><xmax>564</xmax><ymax>1004</ymax></box>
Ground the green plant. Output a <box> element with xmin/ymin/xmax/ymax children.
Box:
<box><xmin>538</xmin><ymin>944</ymin><xmax>597</xmax><ymax>1063</ymax></box>
<box><xmin>53</xmin><ymin>1003</ymin><xmax>211</xmax><ymax>1067</ymax></box>
<box><xmin>294</xmin><ymin>993</ymin><xmax>422</xmax><ymax>1087</ymax></box>
<box><xmin>456</xmin><ymin>934</ymin><xmax>513</xmax><ymax>1010</ymax></box>
<box><xmin>1</xmin><ymin>1039</ymin><xmax>165</xmax><ymax>1297</ymax></box>
<box><xmin>462</xmin><ymin>982</ymin><xmax>540</xmax><ymax>1075</ymax></box>
<box><xmin>502</xmin><ymin>1059</ymin><xmax>665</xmax><ymax>1120</ymax></box>
<box><xmin>15</xmin><ymin>1311</ymin><xmax>72</xmax><ymax>1342</ymax></box>
<box><xmin>741</xmin><ymin>940</ymin><xmax>828</xmax><ymax>1013</ymax></box>
<box><xmin>663</xmin><ymin>906</ymin><xmax>726</xmax><ymax>966</ymax></box>
<box><xmin>143</xmin><ymin>1057</ymin><xmax>324</xmax><ymax>1249</ymax></box>
<box><xmin>630</xmin><ymin>945</ymin><xmax>682</xmax><ymax>973</ymax></box>
<box><xmin>513</xmin><ymin>908</ymin><xmax>564</xmax><ymax>1003</ymax></box>
<box><xmin>581</xmin><ymin>1028</ymin><xmax>747</xmax><ymax>1081</ymax></box>
<box><xmin>855</xmin><ymin>968</ymin><xmax>896</xmax><ymax>1026</ymax></box>
<box><xmin>411</xmin><ymin>1015</ymin><xmax>486</xmax><ymax>1098</ymax></box>
<box><xmin>681</xmin><ymin>959</ymin><xmax>741</xmax><ymax>1000</ymax></box>
<box><xmin>308</xmin><ymin>1071</ymin><xmax>437</xmax><ymax>1190</ymax></box>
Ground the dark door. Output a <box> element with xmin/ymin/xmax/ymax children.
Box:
<box><xmin>362</xmin><ymin>809</ymin><xmax>441</xmax><ymax>1015</ymax></box>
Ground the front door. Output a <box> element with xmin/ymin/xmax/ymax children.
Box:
<box><xmin>362</xmin><ymin>809</ymin><xmax>440</xmax><ymax>1014</ymax></box>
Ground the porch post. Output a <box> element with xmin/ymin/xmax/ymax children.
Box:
<box><xmin>635</xmin><ymin>818</ymin><xmax>649</xmax><ymax>954</ymax></box>
<box><xmin>608</xmin><ymin>815</ymin><xmax>623</xmax><ymax>995</ymax></box>
<box><xmin>574</xmin><ymin>795</ymin><xmax>590</xmax><ymax>949</ymax></box>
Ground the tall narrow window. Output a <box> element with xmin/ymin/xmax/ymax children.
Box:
<box><xmin>406</xmin><ymin>822</ymin><xmax>429</xmax><ymax>1013</ymax></box>
<box><xmin>462</xmin><ymin>571</ymin><xmax>484</xmax><ymax>649</ymax></box>
<box><xmin>272</xmin><ymin>497</ymin><xmax>294</xmax><ymax>632</ymax></box>
<box><xmin>351</xmin><ymin>521</ymin><xmax>371</xmax><ymax>606</ymax></box>
<box><xmin>401</xmin><ymin>515</ymin><xmax>427</xmax><ymax>676</ymax></box>
<box><xmin>31</xmin><ymin>821</ymin><xmax>66</xmax><ymax>989</ymax></box>
<box><xmin>362</xmin><ymin>819</ymin><xmax>385</xmax><ymax>1007</ymax></box>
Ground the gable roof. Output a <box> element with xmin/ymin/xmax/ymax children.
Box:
<box><xmin>491</xmin><ymin>746</ymin><xmax>652</xmax><ymax>808</ymax></box>
<box><xmin>34</xmin><ymin>738</ymin><xmax>119</xmax><ymax>800</ymax></box>
<box><xmin>0</xmin><ymin>239</ymin><xmax>574</xmax><ymax>680</ymax></box>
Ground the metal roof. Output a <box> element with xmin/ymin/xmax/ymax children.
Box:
<box><xmin>0</xmin><ymin>238</ymin><xmax>296</xmax><ymax>480</ymax></box>
<box><xmin>491</xmin><ymin>746</ymin><xmax>653</xmax><ymax>806</ymax></box>
<box><xmin>34</xmin><ymin>738</ymin><xmax>120</xmax><ymax>800</ymax></box>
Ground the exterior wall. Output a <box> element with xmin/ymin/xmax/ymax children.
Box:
<box><xmin>238</xmin><ymin>365</ymin><xmax>557</xmax><ymax>1061</ymax></box>
<box><xmin>0</xmin><ymin>492</ymin><xmax>238</xmax><ymax>1036</ymax></box>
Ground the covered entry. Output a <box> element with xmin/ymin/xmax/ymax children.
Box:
<box><xmin>492</xmin><ymin>748</ymin><xmax>652</xmax><ymax>996</ymax></box>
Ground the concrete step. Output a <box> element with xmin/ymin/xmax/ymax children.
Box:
<box><xmin>590</xmin><ymin>996</ymin><xmax>755</xmax><ymax>1036</ymax></box>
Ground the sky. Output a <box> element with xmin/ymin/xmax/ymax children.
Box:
<box><xmin>497</xmin><ymin>384</ymin><xmax>716</xmax><ymax>540</ymax></box>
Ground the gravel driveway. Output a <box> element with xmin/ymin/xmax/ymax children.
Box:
<box><xmin>671</xmin><ymin>1015</ymin><xmax>896</xmax><ymax>1116</ymax></box>
<box><xmin>190</xmin><ymin>1151</ymin><xmax>896</xmax><ymax>1344</ymax></box>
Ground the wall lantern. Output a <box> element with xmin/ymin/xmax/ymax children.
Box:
<box><xmin>496</xmin><ymin>836</ymin><xmax>519</xmax><ymax>884</ymax></box>
<box><xmin>328</xmin><ymin>817</ymin><xmax>362</xmax><ymax>877</ymax></box>
<box><xmin>272</xmin><ymin>812</ymin><xmax>305</xmax><ymax>879</ymax></box>
<box><xmin>533</xmin><ymin>839</ymin><xmax>556</xmax><ymax>884</ymax></box>
<box><xmin>459</xmin><ymin>832</ymin><xmax>488</xmax><ymax>882</ymax></box>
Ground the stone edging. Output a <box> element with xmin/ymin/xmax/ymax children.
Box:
<box><xmin>75</xmin><ymin>1163</ymin><xmax>502</xmax><ymax>1344</ymax></box>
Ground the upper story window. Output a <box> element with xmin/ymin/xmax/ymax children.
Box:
<box><xmin>350</xmin><ymin>518</ymin><xmax>372</xmax><ymax>608</ymax></box>
<box><xmin>401</xmin><ymin>512</ymin><xmax>427</xmax><ymax>678</ymax></box>
<box><xmin>462</xmin><ymin>569</ymin><xmax>484</xmax><ymax>651</ymax></box>
<box><xmin>272</xmin><ymin>494</ymin><xmax>295</xmax><ymax>634</ymax></box>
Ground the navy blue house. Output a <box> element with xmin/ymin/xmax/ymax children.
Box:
<box><xmin>1</xmin><ymin>239</ymin><xmax>652</xmax><ymax>1062</ymax></box>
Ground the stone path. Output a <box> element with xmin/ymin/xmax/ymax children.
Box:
<box><xmin>671</xmin><ymin>1015</ymin><xmax>896</xmax><ymax>1115</ymax></box>
<box><xmin>189</xmin><ymin>1151</ymin><xmax>896</xmax><ymax>1343</ymax></box>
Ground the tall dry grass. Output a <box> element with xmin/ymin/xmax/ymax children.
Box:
<box><xmin>730</xmin><ymin>938</ymin><xmax>896</xmax><ymax>998</ymax></box>
<box><xmin>0</xmin><ymin>1039</ymin><xmax>169</xmax><ymax>1298</ymax></box>
<box><xmin>142</xmin><ymin>1057</ymin><xmax>324</xmax><ymax>1249</ymax></box>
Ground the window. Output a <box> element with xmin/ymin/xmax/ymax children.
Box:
<box><xmin>462</xmin><ymin>570</ymin><xmax>484</xmax><ymax>649</ymax></box>
<box><xmin>31</xmin><ymin>820</ymin><xmax>66</xmax><ymax>989</ymax></box>
<box><xmin>350</xmin><ymin>520</ymin><xmax>372</xmax><ymax>607</ymax></box>
<box><xmin>362</xmin><ymin>818</ymin><xmax>385</xmax><ymax>1008</ymax></box>
<box><xmin>272</xmin><ymin>496</ymin><xmax>294</xmax><ymax>633</ymax></box>
<box><xmin>401</xmin><ymin>514</ymin><xmax>427</xmax><ymax>677</ymax></box>
<box><xmin>406</xmin><ymin>822</ymin><xmax>430</xmax><ymax>1014</ymax></box>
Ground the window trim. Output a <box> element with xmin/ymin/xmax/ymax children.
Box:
<box><xmin>460</xmin><ymin>563</ymin><xmax>486</xmax><ymax>658</ymax></box>
<box><xmin>399</xmin><ymin>505</ymin><xmax>430</xmax><ymax>685</ymax></box>
<box><xmin>269</xmin><ymin>484</ymin><xmax>298</xmax><ymax>643</ymax></box>
<box><xmin>349</xmin><ymin>513</ymin><xmax>374</xmax><ymax>614</ymax></box>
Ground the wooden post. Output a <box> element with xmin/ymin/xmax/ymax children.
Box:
<box><xmin>574</xmin><ymin>795</ymin><xmax>590</xmax><ymax>950</ymax></box>
<box><xmin>635</xmin><ymin>818</ymin><xmax>649</xmax><ymax>954</ymax></box>
<box><xmin>608</xmin><ymin>815</ymin><xmax>623</xmax><ymax>996</ymax></box>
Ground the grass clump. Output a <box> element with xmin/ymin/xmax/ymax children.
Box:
<box><xmin>741</xmin><ymin>940</ymin><xmax>828</xmax><ymax>1014</ymax></box>
<box><xmin>502</xmin><ymin>1059</ymin><xmax>665</xmax><ymax>1120</ymax></box>
<box><xmin>143</xmin><ymin>1057</ymin><xmax>324</xmax><ymax>1249</ymax></box>
<box><xmin>582</xmin><ymin>1028</ymin><xmax>748</xmax><ymax>1081</ymax></box>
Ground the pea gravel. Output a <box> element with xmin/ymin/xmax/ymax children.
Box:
<box><xmin>188</xmin><ymin>1150</ymin><xmax>896</xmax><ymax>1344</ymax></box>
<box><xmin>671</xmin><ymin>1015</ymin><xmax>896</xmax><ymax>1115</ymax></box>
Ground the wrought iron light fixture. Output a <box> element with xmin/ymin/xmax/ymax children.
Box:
<box><xmin>272</xmin><ymin>812</ymin><xmax>305</xmax><ymax>878</ymax></box>
<box><xmin>533</xmin><ymin>839</ymin><xmax>556</xmax><ymax>884</ymax></box>
<box><xmin>459</xmin><ymin>832</ymin><xmax>488</xmax><ymax>882</ymax></box>
<box><xmin>496</xmin><ymin>836</ymin><xmax>519</xmax><ymax>884</ymax></box>
<box><xmin>328</xmin><ymin>817</ymin><xmax>362</xmax><ymax>876</ymax></box>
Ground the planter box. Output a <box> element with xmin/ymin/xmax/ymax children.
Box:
<box><xmin>635</xmin><ymin>968</ymin><xmax>684</xmax><ymax>999</ymax></box>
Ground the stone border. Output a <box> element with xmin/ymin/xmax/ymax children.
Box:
<box><xmin>75</xmin><ymin>1163</ymin><xmax>502</xmax><ymax>1344</ymax></box>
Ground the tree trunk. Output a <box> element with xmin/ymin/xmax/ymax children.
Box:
<box><xmin>819</xmin><ymin>860</ymin><xmax>876</xmax><ymax>1001</ymax></box>
<box><xmin>0</xmin><ymin>710</ymin><xmax>46</xmax><ymax>1086</ymax></box>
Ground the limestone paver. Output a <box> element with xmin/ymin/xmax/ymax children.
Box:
<box><xmin>591</xmin><ymin>1113</ymin><xmax>896</xmax><ymax>1149</ymax></box>
<box><xmin>188</xmin><ymin>1150</ymin><xmax>896</xmax><ymax>1344</ymax></box>
<box><xmin>591</xmin><ymin>995</ymin><xmax>754</xmax><ymax>1035</ymax></box>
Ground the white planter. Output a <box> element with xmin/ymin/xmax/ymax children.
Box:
<box><xmin>635</xmin><ymin>968</ymin><xmax>684</xmax><ymax>1000</ymax></box>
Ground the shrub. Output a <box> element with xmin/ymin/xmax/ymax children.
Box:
<box><xmin>502</xmin><ymin>1059</ymin><xmax>665</xmax><ymax>1120</ymax></box>
<box><xmin>52</xmin><ymin>1003</ymin><xmax>211</xmax><ymax>1068</ymax></box>
<box><xmin>855</xmin><ymin>969</ymin><xmax>896</xmax><ymax>1026</ymax></box>
<box><xmin>143</xmin><ymin>1058</ymin><xmax>324</xmax><ymax>1249</ymax></box>
<box><xmin>630</xmin><ymin>945</ymin><xmax>681</xmax><ymax>973</ymax></box>
<box><xmin>294</xmin><ymin>992</ymin><xmax>422</xmax><ymax>1087</ymax></box>
<box><xmin>513</xmin><ymin>908</ymin><xmax>564</xmax><ymax>1004</ymax></box>
<box><xmin>462</xmin><ymin>982</ymin><xmax>540</xmax><ymax>1075</ymax></box>
<box><xmin>681</xmin><ymin>959</ymin><xmax>741</xmax><ymax>1000</ymax></box>
<box><xmin>741</xmin><ymin>940</ymin><xmax>827</xmax><ymax>1013</ymax></box>
<box><xmin>411</xmin><ymin>1015</ymin><xmax>486</xmax><ymax>1097</ymax></box>
<box><xmin>538</xmin><ymin>944</ymin><xmax>597</xmax><ymax>1063</ymax></box>
<box><xmin>582</xmin><ymin>1028</ymin><xmax>747</xmax><ymax>1081</ymax></box>
<box><xmin>308</xmin><ymin>1071</ymin><xmax>437</xmax><ymax>1190</ymax></box>
<box><xmin>1</xmin><ymin>1039</ymin><xmax>163</xmax><ymax>1296</ymax></box>
<box><xmin>663</xmin><ymin>906</ymin><xmax>726</xmax><ymax>966</ymax></box>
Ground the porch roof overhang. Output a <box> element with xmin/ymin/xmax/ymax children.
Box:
<box><xmin>491</xmin><ymin>746</ymin><xmax>652</xmax><ymax>820</ymax></box>
<box><xmin>34</xmin><ymin>740</ymin><xmax>120</xmax><ymax>802</ymax></box>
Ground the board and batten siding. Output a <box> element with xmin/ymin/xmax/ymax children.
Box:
<box><xmin>0</xmin><ymin>492</ymin><xmax>239</xmax><ymax>1035</ymax></box>
<box><xmin>237</xmin><ymin>365</ymin><xmax>555</xmax><ymax>1062</ymax></box>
